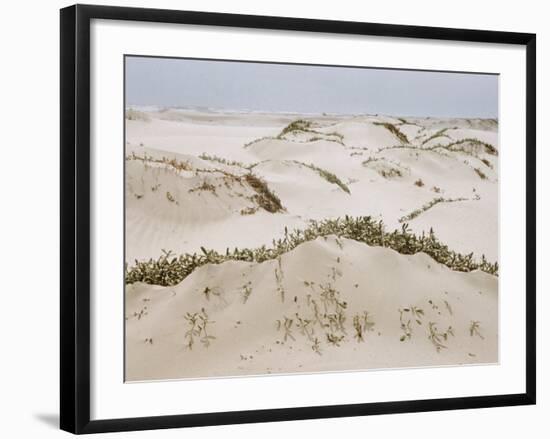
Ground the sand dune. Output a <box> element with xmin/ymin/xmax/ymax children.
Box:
<box><xmin>125</xmin><ymin>109</ymin><xmax>499</xmax><ymax>381</ymax></box>
<box><xmin>126</xmin><ymin>236</ymin><xmax>497</xmax><ymax>381</ymax></box>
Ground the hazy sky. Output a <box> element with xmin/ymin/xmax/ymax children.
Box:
<box><xmin>125</xmin><ymin>56</ymin><xmax>498</xmax><ymax>118</ymax></box>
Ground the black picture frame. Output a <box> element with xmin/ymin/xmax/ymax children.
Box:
<box><xmin>60</xmin><ymin>4</ymin><xmax>536</xmax><ymax>434</ymax></box>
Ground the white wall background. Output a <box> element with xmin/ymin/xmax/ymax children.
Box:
<box><xmin>0</xmin><ymin>0</ymin><xmax>546</xmax><ymax>437</ymax></box>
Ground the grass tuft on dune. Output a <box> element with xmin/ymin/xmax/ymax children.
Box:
<box><xmin>277</xmin><ymin>119</ymin><xmax>345</xmax><ymax>145</ymax></box>
<box><xmin>278</xmin><ymin>119</ymin><xmax>313</xmax><ymax>138</ymax></box>
<box><xmin>127</xmin><ymin>151</ymin><xmax>192</xmax><ymax>172</ymax></box>
<box><xmin>373</xmin><ymin>122</ymin><xmax>410</xmax><ymax>144</ymax></box>
<box><xmin>398</xmin><ymin>197</ymin><xmax>469</xmax><ymax>223</ymax></box>
<box><xmin>198</xmin><ymin>153</ymin><xmax>254</xmax><ymax>169</ymax></box>
<box><xmin>244</xmin><ymin>173</ymin><xmax>285</xmax><ymax>213</ymax></box>
<box><xmin>293</xmin><ymin>161</ymin><xmax>351</xmax><ymax>194</ymax></box>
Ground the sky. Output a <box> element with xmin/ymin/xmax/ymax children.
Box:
<box><xmin>125</xmin><ymin>56</ymin><xmax>498</xmax><ymax>118</ymax></box>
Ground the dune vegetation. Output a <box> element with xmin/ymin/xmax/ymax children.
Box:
<box><xmin>126</xmin><ymin>215</ymin><xmax>498</xmax><ymax>287</ymax></box>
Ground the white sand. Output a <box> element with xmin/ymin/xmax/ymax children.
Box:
<box><xmin>125</xmin><ymin>109</ymin><xmax>499</xmax><ymax>381</ymax></box>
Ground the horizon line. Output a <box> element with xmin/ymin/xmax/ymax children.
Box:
<box><xmin>125</xmin><ymin>104</ymin><xmax>499</xmax><ymax>120</ymax></box>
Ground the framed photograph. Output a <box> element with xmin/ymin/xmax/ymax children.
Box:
<box><xmin>60</xmin><ymin>4</ymin><xmax>536</xmax><ymax>434</ymax></box>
